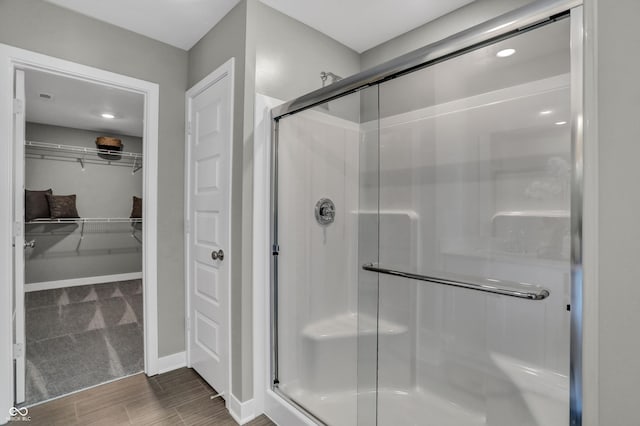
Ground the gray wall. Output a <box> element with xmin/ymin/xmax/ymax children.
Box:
<box><xmin>360</xmin><ymin>0</ymin><xmax>535</xmax><ymax>70</ymax></box>
<box><xmin>188</xmin><ymin>1</ymin><xmax>247</xmax><ymax>87</ymax></box>
<box><xmin>0</xmin><ymin>0</ymin><xmax>189</xmax><ymax>357</ymax></box>
<box><xmin>24</xmin><ymin>123</ymin><xmax>142</xmax><ymax>283</ymax></box>
<box><xmin>187</xmin><ymin>0</ymin><xmax>249</xmax><ymax>401</ymax></box>
<box><xmin>247</xmin><ymin>0</ymin><xmax>361</xmax><ymax>102</ymax></box>
<box><xmin>596</xmin><ymin>0</ymin><xmax>640</xmax><ymax>424</ymax></box>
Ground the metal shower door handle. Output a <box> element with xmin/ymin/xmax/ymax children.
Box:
<box><xmin>211</xmin><ymin>249</ymin><xmax>224</xmax><ymax>261</ymax></box>
<box><xmin>362</xmin><ymin>263</ymin><xmax>550</xmax><ymax>301</ymax></box>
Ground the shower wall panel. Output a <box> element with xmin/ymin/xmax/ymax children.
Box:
<box><xmin>276</xmin><ymin>100</ymin><xmax>361</xmax><ymax>425</ymax></box>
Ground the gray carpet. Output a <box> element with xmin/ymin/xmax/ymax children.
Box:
<box><xmin>24</xmin><ymin>280</ymin><xmax>144</xmax><ymax>406</ymax></box>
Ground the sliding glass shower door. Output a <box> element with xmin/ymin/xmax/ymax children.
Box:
<box><xmin>271</xmin><ymin>6</ymin><xmax>580</xmax><ymax>426</ymax></box>
<box><xmin>373</xmin><ymin>17</ymin><xmax>572</xmax><ymax>426</ymax></box>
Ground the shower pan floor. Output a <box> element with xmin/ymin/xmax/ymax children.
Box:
<box><xmin>283</xmin><ymin>355</ymin><xmax>569</xmax><ymax>426</ymax></box>
<box><xmin>284</xmin><ymin>386</ymin><xmax>485</xmax><ymax>426</ymax></box>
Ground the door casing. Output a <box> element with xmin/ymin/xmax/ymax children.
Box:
<box><xmin>13</xmin><ymin>68</ymin><xmax>26</xmax><ymax>404</ymax></box>
<box><xmin>0</xmin><ymin>43</ymin><xmax>160</xmax><ymax>417</ymax></box>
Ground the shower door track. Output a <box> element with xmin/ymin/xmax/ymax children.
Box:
<box><xmin>269</xmin><ymin>0</ymin><xmax>585</xmax><ymax>424</ymax></box>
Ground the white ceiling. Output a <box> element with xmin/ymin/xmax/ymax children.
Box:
<box><xmin>43</xmin><ymin>0</ymin><xmax>474</xmax><ymax>53</ymax></box>
<box><xmin>44</xmin><ymin>0</ymin><xmax>241</xmax><ymax>50</ymax></box>
<box><xmin>25</xmin><ymin>69</ymin><xmax>144</xmax><ymax>137</ymax></box>
<box><xmin>261</xmin><ymin>0</ymin><xmax>476</xmax><ymax>53</ymax></box>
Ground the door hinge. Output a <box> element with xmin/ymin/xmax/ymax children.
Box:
<box><xmin>13</xmin><ymin>222</ymin><xmax>23</xmax><ymax>238</ymax></box>
<box><xmin>13</xmin><ymin>99</ymin><xmax>24</xmax><ymax>115</ymax></box>
<box><xmin>186</xmin><ymin>316</ymin><xmax>191</xmax><ymax>332</ymax></box>
<box><xmin>272</xmin><ymin>244</ymin><xmax>280</xmax><ymax>256</ymax></box>
<box><xmin>13</xmin><ymin>343</ymin><xmax>24</xmax><ymax>359</ymax></box>
<box><xmin>185</xmin><ymin>219</ymin><xmax>190</xmax><ymax>234</ymax></box>
<box><xmin>187</xmin><ymin>121</ymin><xmax>192</xmax><ymax>135</ymax></box>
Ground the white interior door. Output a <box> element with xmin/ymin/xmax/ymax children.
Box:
<box><xmin>186</xmin><ymin>60</ymin><xmax>233</xmax><ymax>398</ymax></box>
<box><xmin>13</xmin><ymin>69</ymin><xmax>26</xmax><ymax>405</ymax></box>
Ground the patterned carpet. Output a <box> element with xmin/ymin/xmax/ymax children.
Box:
<box><xmin>24</xmin><ymin>280</ymin><xmax>144</xmax><ymax>406</ymax></box>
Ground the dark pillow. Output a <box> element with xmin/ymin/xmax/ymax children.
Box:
<box><xmin>130</xmin><ymin>196</ymin><xmax>142</xmax><ymax>218</ymax></box>
<box><xmin>25</xmin><ymin>189</ymin><xmax>52</xmax><ymax>222</ymax></box>
<box><xmin>46</xmin><ymin>194</ymin><xmax>80</xmax><ymax>219</ymax></box>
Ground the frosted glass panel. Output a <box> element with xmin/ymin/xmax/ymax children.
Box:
<box><xmin>375</xmin><ymin>18</ymin><xmax>571</xmax><ymax>426</ymax></box>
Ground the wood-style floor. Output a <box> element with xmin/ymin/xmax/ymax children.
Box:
<box><xmin>24</xmin><ymin>368</ymin><xmax>275</xmax><ymax>426</ymax></box>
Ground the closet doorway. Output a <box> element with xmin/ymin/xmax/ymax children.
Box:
<box><xmin>0</xmin><ymin>45</ymin><xmax>159</xmax><ymax>413</ymax></box>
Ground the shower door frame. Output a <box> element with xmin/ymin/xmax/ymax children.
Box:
<box><xmin>268</xmin><ymin>0</ymin><xmax>587</xmax><ymax>424</ymax></box>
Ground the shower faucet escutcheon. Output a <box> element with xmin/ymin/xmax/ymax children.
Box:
<box><xmin>315</xmin><ymin>198</ymin><xmax>335</xmax><ymax>225</ymax></box>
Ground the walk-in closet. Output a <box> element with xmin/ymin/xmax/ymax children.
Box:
<box><xmin>19</xmin><ymin>69</ymin><xmax>145</xmax><ymax>405</ymax></box>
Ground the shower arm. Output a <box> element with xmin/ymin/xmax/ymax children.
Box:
<box><xmin>362</xmin><ymin>263</ymin><xmax>550</xmax><ymax>301</ymax></box>
<box><xmin>320</xmin><ymin>71</ymin><xmax>343</xmax><ymax>88</ymax></box>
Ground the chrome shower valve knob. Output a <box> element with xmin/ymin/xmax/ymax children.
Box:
<box><xmin>315</xmin><ymin>198</ymin><xmax>335</xmax><ymax>225</ymax></box>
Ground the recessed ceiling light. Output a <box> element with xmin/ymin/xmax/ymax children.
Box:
<box><xmin>496</xmin><ymin>48</ymin><xmax>516</xmax><ymax>58</ymax></box>
<box><xmin>101</xmin><ymin>113</ymin><xmax>115</xmax><ymax>119</ymax></box>
<box><xmin>540</xmin><ymin>110</ymin><xmax>553</xmax><ymax>115</ymax></box>
<box><xmin>555</xmin><ymin>121</ymin><xmax>567</xmax><ymax>126</ymax></box>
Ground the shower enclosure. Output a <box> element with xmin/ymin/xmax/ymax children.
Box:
<box><xmin>270</xmin><ymin>1</ymin><xmax>583</xmax><ymax>425</ymax></box>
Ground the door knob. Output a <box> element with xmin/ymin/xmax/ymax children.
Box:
<box><xmin>24</xmin><ymin>240</ymin><xmax>35</xmax><ymax>249</ymax></box>
<box><xmin>211</xmin><ymin>249</ymin><xmax>224</xmax><ymax>261</ymax></box>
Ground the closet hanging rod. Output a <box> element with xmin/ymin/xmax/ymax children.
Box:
<box><xmin>25</xmin><ymin>151</ymin><xmax>142</xmax><ymax>174</ymax></box>
<box><xmin>362</xmin><ymin>263</ymin><xmax>550</xmax><ymax>300</ymax></box>
<box><xmin>25</xmin><ymin>140</ymin><xmax>143</xmax><ymax>159</ymax></box>
<box><xmin>26</xmin><ymin>218</ymin><xmax>143</xmax><ymax>224</ymax></box>
<box><xmin>25</xmin><ymin>153</ymin><xmax>142</xmax><ymax>171</ymax></box>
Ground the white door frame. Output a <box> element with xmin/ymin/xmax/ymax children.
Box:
<box><xmin>184</xmin><ymin>58</ymin><xmax>234</xmax><ymax>402</ymax></box>
<box><xmin>13</xmin><ymin>69</ymin><xmax>26</xmax><ymax>404</ymax></box>
<box><xmin>0</xmin><ymin>43</ymin><xmax>160</xmax><ymax>417</ymax></box>
<box><xmin>252</xmin><ymin>93</ymin><xmax>317</xmax><ymax>425</ymax></box>
<box><xmin>252</xmin><ymin>94</ymin><xmax>278</xmax><ymax>417</ymax></box>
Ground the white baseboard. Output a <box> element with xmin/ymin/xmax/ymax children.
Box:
<box><xmin>25</xmin><ymin>272</ymin><xmax>143</xmax><ymax>292</ymax></box>
<box><xmin>157</xmin><ymin>351</ymin><xmax>186</xmax><ymax>374</ymax></box>
<box><xmin>228</xmin><ymin>394</ymin><xmax>256</xmax><ymax>425</ymax></box>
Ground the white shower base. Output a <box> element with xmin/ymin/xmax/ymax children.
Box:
<box><xmin>282</xmin><ymin>361</ymin><xmax>567</xmax><ymax>426</ymax></box>
<box><xmin>280</xmin><ymin>305</ymin><xmax>568</xmax><ymax>426</ymax></box>
<box><xmin>280</xmin><ymin>316</ymin><xmax>568</xmax><ymax>426</ymax></box>
<box><xmin>281</xmin><ymin>386</ymin><xmax>485</xmax><ymax>426</ymax></box>
<box><xmin>283</xmin><ymin>311</ymin><xmax>484</xmax><ymax>425</ymax></box>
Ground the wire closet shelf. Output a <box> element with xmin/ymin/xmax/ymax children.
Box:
<box><xmin>25</xmin><ymin>140</ymin><xmax>143</xmax><ymax>173</ymax></box>
<box><xmin>25</xmin><ymin>218</ymin><xmax>143</xmax><ymax>243</ymax></box>
<box><xmin>26</xmin><ymin>218</ymin><xmax>142</xmax><ymax>224</ymax></box>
